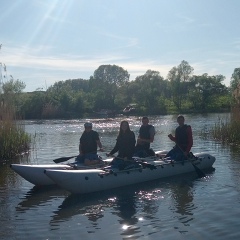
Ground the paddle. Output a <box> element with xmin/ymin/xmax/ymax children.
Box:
<box><xmin>106</xmin><ymin>154</ymin><xmax>157</xmax><ymax>170</ymax></box>
<box><xmin>176</xmin><ymin>145</ymin><xmax>206</xmax><ymax>178</ymax></box>
<box><xmin>53</xmin><ymin>149</ymin><xmax>107</xmax><ymax>164</ymax></box>
<box><xmin>53</xmin><ymin>155</ymin><xmax>78</xmax><ymax>163</ymax></box>
<box><xmin>191</xmin><ymin>159</ymin><xmax>206</xmax><ymax>178</ymax></box>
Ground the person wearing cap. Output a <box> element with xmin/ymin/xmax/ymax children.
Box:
<box><xmin>134</xmin><ymin>116</ymin><xmax>156</xmax><ymax>158</ymax></box>
<box><xmin>166</xmin><ymin>115</ymin><xmax>193</xmax><ymax>161</ymax></box>
<box><xmin>76</xmin><ymin>122</ymin><xmax>104</xmax><ymax>165</ymax></box>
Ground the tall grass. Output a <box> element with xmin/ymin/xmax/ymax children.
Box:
<box><xmin>0</xmin><ymin>104</ymin><xmax>31</xmax><ymax>160</ymax></box>
<box><xmin>211</xmin><ymin>108</ymin><xmax>240</xmax><ymax>144</ymax></box>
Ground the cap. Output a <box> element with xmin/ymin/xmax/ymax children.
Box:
<box><xmin>84</xmin><ymin>122</ymin><xmax>92</xmax><ymax>128</ymax></box>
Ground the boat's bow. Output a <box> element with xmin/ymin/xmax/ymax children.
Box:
<box><xmin>10</xmin><ymin>164</ymin><xmax>72</xmax><ymax>186</ymax></box>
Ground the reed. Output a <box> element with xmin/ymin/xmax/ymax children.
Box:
<box><xmin>0</xmin><ymin>104</ymin><xmax>31</xmax><ymax>160</ymax></box>
<box><xmin>211</xmin><ymin>108</ymin><xmax>240</xmax><ymax>144</ymax></box>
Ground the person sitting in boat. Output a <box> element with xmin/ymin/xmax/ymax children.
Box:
<box><xmin>166</xmin><ymin>115</ymin><xmax>193</xmax><ymax>161</ymax></box>
<box><xmin>134</xmin><ymin>116</ymin><xmax>156</xmax><ymax>158</ymax></box>
<box><xmin>106</xmin><ymin>120</ymin><xmax>137</xmax><ymax>170</ymax></box>
<box><xmin>76</xmin><ymin>122</ymin><xmax>104</xmax><ymax>166</ymax></box>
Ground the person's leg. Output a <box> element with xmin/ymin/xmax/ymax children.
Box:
<box><xmin>146</xmin><ymin>148</ymin><xmax>155</xmax><ymax>156</ymax></box>
<box><xmin>75</xmin><ymin>154</ymin><xmax>85</xmax><ymax>163</ymax></box>
<box><xmin>165</xmin><ymin>148</ymin><xmax>176</xmax><ymax>159</ymax></box>
<box><xmin>174</xmin><ymin>148</ymin><xmax>185</xmax><ymax>162</ymax></box>
<box><xmin>110</xmin><ymin>157</ymin><xmax>125</xmax><ymax>170</ymax></box>
<box><xmin>133</xmin><ymin>149</ymin><xmax>148</xmax><ymax>158</ymax></box>
<box><xmin>84</xmin><ymin>153</ymin><xmax>103</xmax><ymax>166</ymax></box>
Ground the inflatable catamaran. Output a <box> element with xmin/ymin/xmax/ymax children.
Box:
<box><xmin>44</xmin><ymin>152</ymin><xmax>215</xmax><ymax>194</ymax></box>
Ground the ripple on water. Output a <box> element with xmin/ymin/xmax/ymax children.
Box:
<box><xmin>1</xmin><ymin>114</ymin><xmax>240</xmax><ymax>239</ymax></box>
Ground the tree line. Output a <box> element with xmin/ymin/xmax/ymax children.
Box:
<box><xmin>1</xmin><ymin>60</ymin><xmax>240</xmax><ymax>120</ymax></box>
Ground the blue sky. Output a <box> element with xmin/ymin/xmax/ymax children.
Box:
<box><xmin>0</xmin><ymin>0</ymin><xmax>240</xmax><ymax>92</ymax></box>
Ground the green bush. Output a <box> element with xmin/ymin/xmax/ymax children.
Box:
<box><xmin>0</xmin><ymin>120</ymin><xmax>31</xmax><ymax>160</ymax></box>
<box><xmin>211</xmin><ymin>109</ymin><xmax>240</xmax><ymax>144</ymax></box>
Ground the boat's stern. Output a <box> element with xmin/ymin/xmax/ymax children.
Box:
<box><xmin>194</xmin><ymin>152</ymin><xmax>216</xmax><ymax>168</ymax></box>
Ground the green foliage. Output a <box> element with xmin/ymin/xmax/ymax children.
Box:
<box><xmin>93</xmin><ymin>64</ymin><xmax>129</xmax><ymax>86</ymax></box>
<box><xmin>0</xmin><ymin>120</ymin><xmax>31</xmax><ymax>159</ymax></box>
<box><xmin>88</xmin><ymin>65</ymin><xmax>130</xmax><ymax>110</ymax></box>
<box><xmin>167</xmin><ymin>60</ymin><xmax>194</xmax><ymax>111</ymax></box>
<box><xmin>0</xmin><ymin>46</ymin><xmax>31</xmax><ymax>159</ymax></box>
<box><xmin>0</xmin><ymin>98</ymin><xmax>31</xmax><ymax>160</ymax></box>
<box><xmin>211</xmin><ymin>111</ymin><xmax>240</xmax><ymax>144</ymax></box>
<box><xmin>2</xmin><ymin>78</ymin><xmax>26</xmax><ymax>94</ymax></box>
<box><xmin>230</xmin><ymin>68</ymin><xmax>240</xmax><ymax>91</ymax></box>
<box><xmin>5</xmin><ymin>62</ymin><xmax>235</xmax><ymax>119</ymax></box>
<box><xmin>21</xmin><ymin>91</ymin><xmax>47</xmax><ymax>119</ymax></box>
<box><xmin>1</xmin><ymin>77</ymin><xmax>26</xmax><ymax>114</ymax></box>
<box><xmin>188</xmin><ymin>74</ymin><xmax>229</xmax><ymax>112</ymax></box>
<box><xmin>131</xmin><ymin>70</ymin><xmax>168</xmax><ymax>114</ymax></box>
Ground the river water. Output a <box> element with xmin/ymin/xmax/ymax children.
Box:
<box><xmin>1</xmin><ymin>113</ymin><xmax>240</xmax><ymax>240</ymax></box>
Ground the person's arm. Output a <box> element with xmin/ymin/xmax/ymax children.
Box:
<box><xmin>107</xmin><ymin>138</ymin><xmax>119</xmax><ymax>156</ymax></box>
<box><xmin>96</xmin><ymin>139</ymin><xmax>103</xmax><ymax>151</ymax></box>
<box><xmin>168</xmin><ymin>134</ymin><xmax>176</xmax><ymax>142</ymax></box>
<box><xmin>79</xmin><ymin>135</ymin><xmax>83</xmax><ymax>155</ymax></box>
<box><xmin>79</xmin><ymin>143</ymin><xmax>83</xmax><ymax>155</ymax></box>
<box><xmin>149</xmin><ymin>126</ymin><xmax>155</xmax><ymax>143</ymax></box>
<box><xmin>186</xmin><ymin>126</ymin><xmax>193</xmax><ymax>153</ymax></box>
<box><xmin>94</xmin><ymin>132</ymin><xmax>103</xmax><ymax>151</ymax></box>
<box><xmin>131</xmin><ymin>132</ymin><xmax>136</xmax><ymax>146</ymax></box>
<box><xmin>129</xmin><ymin>132</ymin><xmax>136</xmax><ymax>158</ymax></box>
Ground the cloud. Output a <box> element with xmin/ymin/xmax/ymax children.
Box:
<box><xmin>177</xmin><ymin>14</ymin><xmax>195</xmax><ymax>24</ymax></box>
<box><xmin>98</xmin><ymin>31</ymin><xmax>140</xmax><ymax>49</ymax></box>
<box><xmin>1</xmin><ymin>44</ymin><xmax>234</xmax><ymax>91</ymax></box>
<box><xmin>3</xmin><ymin>45</ymin><xmax>169</xmax><ymax>76</ymax></box>
<box><xmin>1</xmin><ymin>44</ymin><xmax>173</xmax><ymax>91</ymax></box>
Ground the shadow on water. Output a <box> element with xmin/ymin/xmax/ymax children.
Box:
<box><xmin>50</xmin><ymin>185</ymin><xmax>139</xmax><ymax>225</ymax></box>
<box><xmin>15</xmin><ymin>185</ymin><xmax>69</xmax><ymax>212</ymax></box>
<box><xmin>49</xmin><ymin>167</ymin><xmax>216</xmax><ymax>231</ymax></box>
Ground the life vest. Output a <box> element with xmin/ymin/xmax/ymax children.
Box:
<box><xmin>138</xmin><ymin>124</ymin><xmax>153</xmax><ymax>149</ymax></box>
<box><xmin>80</xmin><ymin>130</ymin><xmax>99</xmax><ymax>154</ymax></box>
<box><xmin>175</xmin><ymin>124</ymin><xmax>190</xmax><ymax>151</ymax></box>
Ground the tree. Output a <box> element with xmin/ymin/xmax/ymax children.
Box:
<box><xmin>189</xmin><ymin>74</ymin><xmax>228</xmax><ymax>111</ymax></box>
<box><xmin>1</xmin><ymin>77</ymin><xmax>26</xmax><ymax>113</ymax></box>
<box><xmin>230</xmin><ymin>68</ymin><xmax>240</xmax><ymax>91</ymax></box>
<box><xmin>93</xmin><ymin>64</ymin><xmax>129</xmax><ymax>86</ymax></box>
<box><xmin>89</xmin><ymin>65</ymin><xmax>130</xmax><ymax>110</ymax></box>
<box><xmin>230</xmin><ymin>68</ymin><xmax>240</xmax><ymax>105</ymax></box>
<box><xmin>2</xmin><ymin>77</ymin><xmax>26</xmax><ymax>94</ymax></box>
<box><xmin>132</xmin><ymin>70</ymin><xmax>168</xmax><ymax>114</ymax></box>
<box><xmin>48</xmin><ymin>78</ymin><xmax>89</xmax><ymax>93</ymax></box>
<box><xmin>167</xmin><ymin>60</ymin><xmax>194</xmax><ymax>111</ymax></box>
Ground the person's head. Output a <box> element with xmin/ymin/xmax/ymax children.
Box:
<box><xmin>177</xmin><ymin>115</ymin><xmax>185</xmax><ymax>126</ymax></box>
<box><xmin>84</xmin><ymin>122</ymin><xmax>92</xmax><ymax>132</ymax></box>
<box><xmin>141</xmin><ymin>116</ymin><xmax>149</xmax><ymax>126</ymax></box>
<box><xmin>119</xmin><ymin>120</ymin><xmax>130</xmax><ymax>134</ymax></box>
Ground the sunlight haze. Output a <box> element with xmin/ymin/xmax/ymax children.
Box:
<box><xmin>0</xmin><ymin>0</ymin><xmax>240</xmax><ymax>92</ymax></box>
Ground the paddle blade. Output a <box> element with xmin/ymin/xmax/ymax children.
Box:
<box><xmin>192</xmin><ymin>163</ymin><xmax>206</xmax><ymax>178</ymax></box>
<box><xmin>53</xmin><ymin>156</ymin><xmax>77</xmax><ymax>163</ymax></box>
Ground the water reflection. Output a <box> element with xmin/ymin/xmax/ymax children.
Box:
<box><xmin>16</xmin><ymin>186</ymin><xmax>68</xmax><ymax>213</ymax></box>
<box><xmin>49</xmin><ymin>174</ymin><xmax>208</xmax><ymax>237</ymax></box>
<box><xmin>2</xmin><ymin>114</ymin><xmax>237</xmax><ymax>239</ymax></box>
<box><xmin>50</xmin><ymin>192</ymin><xmax>110</xmax><ymax>228</ymax></box>
<box><xmin>50</xmin><ymin>182</ymin><xmax>162</xmax><ymax>228</ymax></box>
<box><xmin>170</xmin><ymin>179</ymin><xmax>195</xmax><ymax>226</ymax></box>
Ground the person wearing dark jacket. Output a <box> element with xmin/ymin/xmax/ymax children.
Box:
<box><xmin>107</xmin><ymin>120</ymin><xmax>136</xmax><ymax>169</ymax></box>
<box><xmin>76</xmin><ymin>122</ymin><xmax>103</xmax><ymax>165</ymax></box>
<box><xmin>166</xmin><ymin>115</ymin><xmax>193</xmax><ymax>161</ymax></box>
